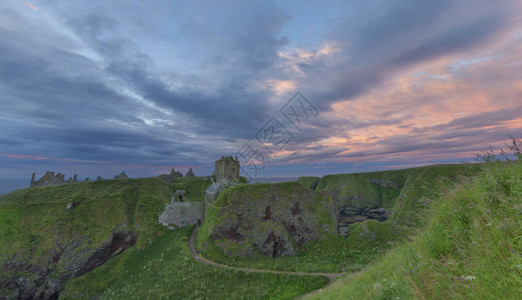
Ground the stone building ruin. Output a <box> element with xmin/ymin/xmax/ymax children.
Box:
<box><xmin>185</xmin><ymin>168</ymin><xmax>196</xmax><ymax>178</ymax></box>
<box><xmin>170</xmin><ymin>168</ymin><xmax>183</xmax><ymax>178</ymax></box>
<box><xmin>30</xmin><ymin>170</ymin><xmax>128</xmax><ymax>188</ymax></box>
<box><xmin>159</xmin><ymin>157</ymin><xmax>242</xmax><ymax>228</ymax></box>
<box><xmin>113</xmin><ymin>171</ymin><xmax>129</xmax><ymax>179</ymax></box>
<box><xmin>215</xmin><ymin>156</ymin><xmax>240</xmax><ymax>182</ymax></box>
<box><xmin>30</xmin><ymin>171</ymin><xmax>79</xmax><ymax>187</ymax></box>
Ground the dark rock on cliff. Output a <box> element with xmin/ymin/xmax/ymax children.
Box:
<box><xmin>0</xmin><ymin>231</ymin><xmax>137</xmax><ymax>299</ymax></box>
<box><xmin>197</xmin><ymin>182</ymin><xmax>337</xmax><ymax>257</ymax></box>
<box><xmin>77</xmin><ymin>231</ymin><xmax>137</xmax><ymax>276</ymax></box>
<box><xmin>337</xmin><ymin>207</ymin><xmax>393</xmax><ymax>235</ymax></box>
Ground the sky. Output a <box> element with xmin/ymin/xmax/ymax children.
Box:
<box><xmin>1</xmin><ymin>0</ymin><xmax>522</xmax><ymax>180</ymax></box>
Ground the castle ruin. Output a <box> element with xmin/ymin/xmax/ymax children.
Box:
<box><xmin>185</xmin><ymin>168</ymin><xmax>196</xmax><ymax>178</ymax></box>
<box><xmin>159</xmin><ymin>157</ymin><xmax>241</xmax><ymax>228</ymax></box>
<box><xmin>30</xmin><ymin>171</ymin><xmax>79</xmax><ymax>187</ymax></box>
<box><xmin>30</xmin><ymin>170</ymin><xmax>125</xmax><ymax>187</ymax></box>
<box><xmin>170</xmin><ymin>168</ymin><xmax>183</xmax><ymax>178</ymax></box>
<box><xmin>215</xmin><ymin>156</ymin><xmax>240</xmax><ymax>182</ymax></box>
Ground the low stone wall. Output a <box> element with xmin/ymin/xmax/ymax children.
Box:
<box><xmin>159</xmin><ymin>201</ymin><xmax>204</xmax><ymax>228</ymax></box>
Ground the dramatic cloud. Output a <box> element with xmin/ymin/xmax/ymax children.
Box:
<box><xmin>0</xmin><ymin>0</ymin><xmax>521</xmax><ymax>180</ymax></box>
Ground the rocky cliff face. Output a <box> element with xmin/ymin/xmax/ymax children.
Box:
<box><xmin>0</xmin><ymin>231</ymin><xmax>136</xmax><ymax>300</ymax></box>
<box><xmin>196</xmin><ymin>182</ymin><xmax>337</xmax><ymax>257</ymax></box>
<box><xmin>307</xmin><ymin>171</ymin><xmax>408</xmax><ymax>235</ymax></box>
<box><xmin>0</xmin><ymin>177</ymin><xmax>180</xmax><ymax>300</ymax></box>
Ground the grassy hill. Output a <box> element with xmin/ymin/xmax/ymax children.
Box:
<box><xmin>305</xmin><ymin>161</ymin><xmax>521</xmax><ymax>299</ymax></box>
<box><xmin>195</xmin><ymin>182</ymin><xmax>349</xmax><ymax>272</ymax></box>
<box><xmin>61</xmin><ymin>226</ymin><xmax>327</xmax><ymax>299</ymax></box>
<box><xmin>195</xmin><ymin>164</ymin><xmax>482</xmax><ymax>273</ymax></box>
<box><xmin>0</xmin><ymin>177</ymin><xmax>327</xmax><ymax>299</ymax></box>
<box><xmin>1</xmin><ymin>159</ymin><xmax>519</xmax><ymax>299</ymax></box>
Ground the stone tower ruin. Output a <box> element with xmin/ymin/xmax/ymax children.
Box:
<box><xmin>215</xmin><ymin>156</ymin><xmax>240</xmax><ymax>182</ymax></box>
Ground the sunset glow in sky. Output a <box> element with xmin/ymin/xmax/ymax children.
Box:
<box><xmin>1</xmin><ymin>0</ymin><xmax>522</xmax><ymax>179</ymax></box>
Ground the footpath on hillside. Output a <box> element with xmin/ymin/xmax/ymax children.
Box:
<box><xmin>188</xmin><ymin>225</ymin><xmax>344</xmax><ymax>284</ymax></box>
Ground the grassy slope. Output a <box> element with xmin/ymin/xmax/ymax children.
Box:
<box><xmin>197</xmin><ymin>164</ymin><xmax>482</xmax><ymax>273</ymax></box>
<box><xmin>305</xmin><ymin>161</ymin><xmax>522</xmax><ymax>299</ymax></box>
<box><xmin>297</xmin><ymin>177</ymin><xmax>321</xmax><ymax>190</ymax></box>
<box><xmin>0</xmin><ymin>178</ymin><xmax>174</xmax><ymax>298</ymax></box>
<box><xmin>195</xmin><ymin>182</ymin><xmax>351</xmax><ymax>272</ymax></box>
<box><xmin>315</xmin><ymin>169</ymin><xmax>409</xmax><ymax>209</ymax></box>
<box><xmin>0</xmin><ymin>178</ymin><xmax>167</xmax><ymax>272</ymax></box>
<box><xmin>0</xmin><ymin>177</ymin><xmax>210</xmax><ymax>259</ymax></box>
<box><xmin>61</xmin><ymin>226</ymin><xmax>328</xmax><ymax>299</ymax></box>
<box><xmin>2</xmin><ymin>162</ymin><xmax>512</xmax><ymax>299</ymax></box>
<box><xmin>323</xmin><ymin>164</ymin><xmax>481</xmax><ymax>266</ymax></box>
<box><xmin>0</xmin><ymin>177</ymin><xmax>327</xmax><ymax>299</ymax></box>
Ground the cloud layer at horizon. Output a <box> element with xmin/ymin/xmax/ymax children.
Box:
<box><xmin>1</xmin><ymin>0</ymin><xmax>521</xmax><ymax>179</ymax></box>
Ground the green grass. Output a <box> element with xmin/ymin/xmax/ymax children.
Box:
<box><xmin>198</xmin><ymin>235</ymin><xmax>357</xmax><ymax>273</ymax></box>
<box><xmin>196</xmin><ymin>164</ymin><xmax>483</xmax><ymax>274</ymax></box>
<box><xmin>315</xmin><ymin>169</ymin><xmax>409</xmax><ymax>209</ymax></box>
<box><xmin>305</xmin><ymin>161</ymin><xmax>522</xmax><ymax>299</ymax></box>
<box><xmin>0</xmin><ymin>178</ymin><xmax>172</xmax><ymax>261</ymax></box>
<box><xmin>168</xmin><ymin>177</ymin><xmax>212</xmax><ymax>202</ymax></box>
<box><xmin>297</xmin><ymin>177</ymin><xmax>321</xmax><ymax>190</ymax></box>
<box><xmin>195</xmin><ymin>182</ymin><xmax>350</xmax><ymax>272</ymax></box>
<box><xmin>0</xmin><ymin>177</ymin><xmax>210</xmax><ymax>293</ymax></box>
<box><xmin>388</xmin><ymin>164</ymin><xmax>481</xmax><ymax>227</ymax></box>
<box><xmin>61</xmin><ymin>226</ymin><xmax>329</xmax><ymax>299</ymax></box>
<box><xmin>2</xmin><ymin>162</ymin><xmax>513</xmax><ymax>299</ymax></box>
<box><xmin>0</xmin><ymin>177</ymin><xmax>328</xmax><ymax>299</ymax></box>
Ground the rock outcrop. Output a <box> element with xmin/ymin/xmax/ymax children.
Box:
<box><xmin>313</xmin><ymin>173</ymin><xmax>406</xmax><ymax>234</ymax></box>
<box><xmin>197</xmin><ymin>182</ymin><xmax>337</xmax><ymax>257</ymax></box>
<box><xmin>337</xmin><ymin>207</ymin><xmax>393</xmax><ymax>235</ymax></box>
<box><xmin>0</xmin><ymin>231</ymin><xmax>137</xmax><ymax>299</ymax></box>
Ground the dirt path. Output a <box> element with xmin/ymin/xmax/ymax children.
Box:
<box><xmin>403</xmin><ymin>269</ymin><xmax>427</xmax><ymax>300</ymax></box>
<box><xmin>188</xmin><ymin>225</ymin><xmax>343</xmax><ymax>284</ymax></box>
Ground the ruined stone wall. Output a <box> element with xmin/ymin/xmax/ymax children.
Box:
<box><xmin>158</xmin><ymin>201</ymin><xmax>205</xmax><ymax>228</ymax></box>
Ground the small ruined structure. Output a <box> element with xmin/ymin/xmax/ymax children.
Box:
<box><xmin>159</xmin><ymin>189</ymin><xmax>204</xmax><ymax>227</ymax></box>
<box><xmin>114</xmin><ymin>171</ymin><xmax>128</xmax><ymax>179</ymax></box>
<box><xmin>170</xmin><ymin>168</ymin><xmax>183</xmax><ymax>178</ymax></box>
<box><xmin>185</xmin><ymin>168</ymin><xmax>196</xmax><ymax>178</ymax></box>
<box><xmin>159</xmin><ymin>168</ymin><xmax>184</xmax><ymax>183</ymax></box>
<box><xmin>30</xmin><ymin>171</ymin><xmax>78</xmax><ymax>187</ymax></box>
<box><xmin>215</xmin><ymin>156</ymin><xmax>239</xmax><ymax>183</ymax></box>
<box><xmin>159</xmin><ymin>157</ymin><xmax>243</xmax><ymax>228</ymax></box>
<box><xmin>159</xmin><ymin>201</ymin><xmax>204</xmax><ymax>228</ymax></box>
<box><xmin>97</xmin><ymin>176</ymin><xmax>103</xmax><ymax>181</ymax></box>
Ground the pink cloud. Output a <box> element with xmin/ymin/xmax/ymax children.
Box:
<box><xmin>0</xmin><ymin>153</ymin><xmax>45</xmax><ymax>160</ymax></box>
<box><xmin>301</xmin><ymin>38</ymin><xmax>522</xmax><ymax>165</ymax></box>
<box><xmin>23</xmin><ymin>2</ymin><xmax>38</xmax><ymax>10</ymax></box>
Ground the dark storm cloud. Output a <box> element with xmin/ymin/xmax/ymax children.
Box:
<box><xmin>104</xmin><ymin>59</ymin><xmax>270</xmax><ymax>139</ymax></box>
<box><xmin>301</xmin><ymin>0</ymin><xmax>514</xmax><ymax>107</ymax></box>
<box><xmin>392</xmin><ymin>13</ymin><xmax>506</xmax><ymax>65</ymax></box>
<box><xmin>0</xmin><ymin>3</ymin><xmax>288</xmax><ymax>170</ymax></box>
<box><xmin>0</xmin><ymin>0</ymin><xmax>520</xmax><ymax>179</ymax></box>
<box><xmin>60</xmin><ymin>5</ymin><xmax>289</xmax><ymax>138</ymax></box>
<box><xmin>0</xmin><ymin>7</ymin><xmax>203</xmax><ymax>167</ymax></box>
<box><xmin>441</xmin><ymin>106</ymin><xmax>522</xmax><ymax>130</ymax></box>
